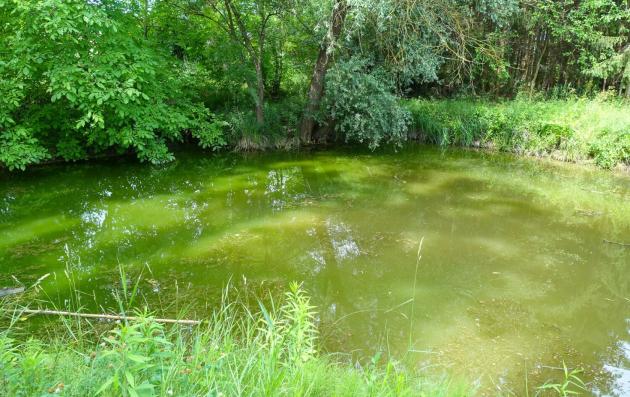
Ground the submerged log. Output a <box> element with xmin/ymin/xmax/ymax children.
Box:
<box><xmin>603</xmin><ymin>239</ymin><xmax>630</xmax><ymax>247</ymax></box>
<box><xmin>0</xmin><ymin>287</ymin><xmax>25</xmax><ymax>297</ymax></box>
<box><xmin>19</xmin><ymin>309</ymin><xmax>202</xmax><ymax>325</ymax></box>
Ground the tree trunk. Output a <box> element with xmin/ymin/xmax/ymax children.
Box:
<box><xmin>255</xmin><ymin>60</ymin><xmax>265</xmax><ymax>124</ymax></box>
<box><xmin>299</xmin><ymin>0</ymin><xmax>348</xmax><ymax>144</ymax></box>
<box><xmin>142</xmin><ymin>0</ymin><xmax>149</xmax><ymax>39</ymax></box>
<box><xmin>270</xmin><ymin>43</ymin><xmax>283</xmax><ymax>99</ymax></box>
<box><xmin>529</xmin><ymin>34</ymin><xmax>547</xmax><ymax>94</ymax></box>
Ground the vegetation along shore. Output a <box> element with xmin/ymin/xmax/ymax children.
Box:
<box><xmin>1</xmin><ymin>0</ymin><xmax>628</xmax><ymax>395</ymax></box>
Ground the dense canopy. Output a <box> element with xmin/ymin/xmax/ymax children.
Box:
<box><xmin>0</xmin><ymin>0</ymin><xmax>628</xmax><ymax>169</ymax></box>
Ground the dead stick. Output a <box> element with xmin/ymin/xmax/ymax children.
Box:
<box><xmin>19</xmin><ymin>309</ymin><xmax>202</xmax><ymax>325</ymax></box>
<box><xmin>0</xmin><ymin>287</ymin><xmax>25</xmax><ymax>298</ymax></box>
<box><xmin>603</xmin><ymin>239</ymin><xmax>630</xmax><ymax>247</ymax></box>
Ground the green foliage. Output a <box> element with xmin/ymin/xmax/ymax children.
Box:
<box><xmin>430</xmin><ymin>0</ymin><xmax>630</xmax><ymax>97</ymax></box>
<box><xmin>0</xmin><ymin>0</ymin><xmax>226</xmax><ymax>169</ymax></box>
<box><xmin>258</xmin><ymin>282</ymin><xmax>318</xmax><ymax>364</ymax></box>
<box><xmin>95</xmin><ymin>315</ymin><xmax>169</xmax><ymax>396</ymax></box>
<box><xmin>0</xmin><ymin>285</ymin><xmax>468</xmax><ymax>397</ymax></box>
<box><xmin>589</xmin><ymin>130</ymin><xmax>630</xmax><ymax>169</ymax></box>
<box><xmin>323</xmin><ymin>58</ymin><xmax>411</xmax><ymax>149</ymax></box>
<box><xmin>0</xmin><ymin>0</ymin><xmax>627</xmax><ymax>168</ymax></box>
<box><xmin>343</xmin><ymin>0</ymin><xmax>454</xmax><ymax>87</ymax></box>
<box><xmin>536</xmin><ymin>362</ymin><xmax>586</xmax><ymax>396</ymax></box>
<box><xmin>0</xmin><ymin>127</ymin><xmax>50</xmax><ymax>171</ymax></box>
<box><xmin>406</xmin><ymin>98</ymin><xmax>630</xmax><ymax>168</ymax></box>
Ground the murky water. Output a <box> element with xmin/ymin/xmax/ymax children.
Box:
<box><xmin>1</xmin><ymin>146</ymin><xmax>629</xmax><ymax>395</ymax></box>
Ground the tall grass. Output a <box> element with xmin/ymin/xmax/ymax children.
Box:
<box><xmin>404</xmin><ymin>97</ymin><xmax>630</xmax><ymax>169</ymax></box>
<box><xmin>0</xmin><ymin>282</ymin><xmax>468</xmax><ymax>397</ymax></box>
<box><xmin>225</xmin><ymin>97</ymin><xmax>303</xmax><ymax>151</ymax></box>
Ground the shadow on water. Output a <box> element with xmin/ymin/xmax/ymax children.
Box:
<box><xmin>1</xmin><ymin>146</ymin><xmax>629</xmax><ymax>395</ymax></box>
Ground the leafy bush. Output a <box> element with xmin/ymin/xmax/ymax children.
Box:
<box><xmin>0</xmin><ymin>0</ymin><xmax>226</xmax><ymax>170</ymax></box>
<box><xmin>589</xmin><ymin>131</ymin><xmax>630</xmax><ymax>169</ymax></box>
<box><xmin>323</xmin><ymin>58</ymin><xmax>411</xmax><ymax>149</ymax></box>
<box><xmin>0</xmin><ymin>127</ymin><xmax>50</xmax><ymax>171</ymax></box>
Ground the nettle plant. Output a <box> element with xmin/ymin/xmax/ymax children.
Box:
<box><xmin>0</xmin><ymin>0</ymin><xmax>226</xmax><ymax>170</ymax></box>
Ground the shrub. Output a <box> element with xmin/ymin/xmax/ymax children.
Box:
<box><xmin>323</xmin><ymin>58</ymin><xmax>411</xmax><ymax>149</ymax></box>
<box><xmin>0</xmin><ymin>127</ymin><xmax>50</xmax><ymax>171</ymax></box>
<box><xmin>0</xmin><ymin>0</ymin><xmax>226</xmax><ymax>170</ymax></box>
<box><xmin>589</xmin><ymin>131</ymin><xmax>630</xmax><ymax>169</ymax></box>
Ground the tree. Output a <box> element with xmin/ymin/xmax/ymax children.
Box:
<box><xmin>453</xmin><ymin>0</ymin><xmax>630</xmax><ymax>96</ymax></box>
<box><xmin>300</xmin><ymin>0</ymin><xmax>473</xmax><ymax>144</ymax></box>
<box><xmin>300</xmin><ymin>0</ymin><xmax>348</xmax><ymax>143</ymax></box>
<box><xmin>0</xmin><ymin>0</ymin><xmax>225</xmax><ymax>170</ymax></box>
<box><xmin>176</xmin><ymin>0</ymin><xmax>293</xmax><ymax>124</ymax></box>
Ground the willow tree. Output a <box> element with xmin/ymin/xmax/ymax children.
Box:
<box><xmin>300</xmin><ymin>0</ymin><xmax>348</xmax><ymax>143</ymax></box>
<box><xmin>299</xmin><ymin>0</ymin><xmax>473</xmax><ymax>144</ymax></box>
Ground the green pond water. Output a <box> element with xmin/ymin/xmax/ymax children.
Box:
<box><xmin>1</xmin><ymin>146</ymin><xmax>629</xmax><ymax>395</ymax></box>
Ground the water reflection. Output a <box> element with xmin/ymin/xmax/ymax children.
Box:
<box><xmin>0</xmin><ymin>147</ymin><xmax>628</xmax><ymax>395</ymax></box>
<box><xmin>601</xmin><ymin>340</ymin><xmax>630</xmax><ymax>396</ymax></box>
<box><xmin>80</xmin><ymin>208</ymin><xmax>108</xmax><ymax>248</ymax></box>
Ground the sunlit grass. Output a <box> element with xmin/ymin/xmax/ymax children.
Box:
<box><xmin>405</xmin><ymin>98</ymin><xmax>630</xmax><ymax>169</ymax></box>
<box><xmin>0</xmin><ymin>282</ymin><xmax>470</xmax><ymax>397</ymax></box>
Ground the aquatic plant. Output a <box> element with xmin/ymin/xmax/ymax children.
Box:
<box><xmin>536</xmin><ymin>362</ymin><xmax>586</xmax><ymax>396</ymax></box>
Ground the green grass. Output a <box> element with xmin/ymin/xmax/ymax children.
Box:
<box><xmin>404</xmin><ymin>98</ymin><xmax>630</xmax><ymax>169</ymax></box>
<box><xmin>0</xmin><ymin>282</ymin><xmax>469</xmax><ymax>397</ymax></box>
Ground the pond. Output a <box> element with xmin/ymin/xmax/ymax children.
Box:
<box><xmin>1</xmin><ymin>146</ymin><xmax>629</xmax><ymax>395</ymax></box>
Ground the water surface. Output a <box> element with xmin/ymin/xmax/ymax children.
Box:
<box><xmin>1</xmin><ymin>147</ymin><xmax>629</xmax><ymax>395</ymax></box>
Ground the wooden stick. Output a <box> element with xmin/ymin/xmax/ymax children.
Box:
<box><xmin>0</xmin><ymin>287</ymin><xmax>25</xmax><ymax>297</ymax></box>
<box><xmin>19</xmin><ymin>309</ymin><xmax>202</xmax><ymax>325</ymax></box>
<box><xmin>603</xmin><ymin>239</ymin><xmax>630</xmax><ymax>247</ymax></box>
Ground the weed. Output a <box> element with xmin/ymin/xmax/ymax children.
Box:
<box><xmin>0</xmin><ymin>282</ymin><xmax>468</xmax><ymax>397</ymax></box>
<box><xmin>536</xmin><ymin>362</ymin><xmax>587</xmax><ymax>396</ymax></box>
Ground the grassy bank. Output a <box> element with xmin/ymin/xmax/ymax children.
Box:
<box><xmin>404</xmin><ymin>98</ymin><xmax>630</xmax><ymax>170</ymax></box>
<box><xmin>0</xmin><ymin>283</ymin><xmax>467</xmax><ymax>397</ymax></box>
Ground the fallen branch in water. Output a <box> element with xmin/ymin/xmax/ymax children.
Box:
<box><xmin>603</xmin><ymin>239</ymin><xmax>630</xmax><ymax>247</ymax></box>
<box><xmin>1</xmin><ymin>273</ymin><xmax>51</xmax><ymax>298</ymax></box>
<box><xmin>18</xmin><ymin>309</ymin><xmax>202</xmax><ymax>325</ymax></box>
<box><xmin>0</xmin><ymin>287</ymin><xmax>25</xmax><ymax>298</ymax></box>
